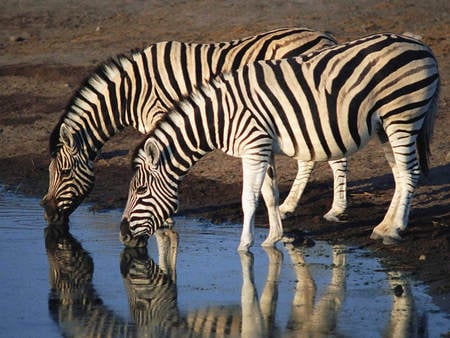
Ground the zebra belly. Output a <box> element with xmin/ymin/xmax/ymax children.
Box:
<box><xmin>275</xmin><ymin>122</ymin><xmax>375</xmax><ymax>162</ymax></box>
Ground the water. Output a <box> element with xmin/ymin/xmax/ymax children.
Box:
<box><xmin>0</xmin><ymin>187</ymin><xmax>448</xmax><ymax>337</ymax></box>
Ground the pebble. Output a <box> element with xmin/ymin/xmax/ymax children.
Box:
<box><xmin>9</xmin><ymin>33</ymin><xmax>29</xmax><ymax>42</ymax></box>
<box><xmin>393</xmin><ymin>284</ymin><xmax>404</xmax><ymax>297</ymax></box>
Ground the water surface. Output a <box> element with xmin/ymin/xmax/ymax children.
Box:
<box><xmin>0</xmin><ymin>187</ymin><xmax>448</xmax><ymax>337</ymax></box>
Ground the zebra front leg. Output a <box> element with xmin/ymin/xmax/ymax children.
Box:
<box><xmin>239</xmin><ymin>251</ymin><xmax>264</xmax><ymax>337</ymax></box>
<box><xmin>323</xmin><ymin>159</ymin><xmax>348</xmax><ymax>222</ymax></box>
<box><xmin>260</xmin><ymin>247</ymin><xmax>283</xmax><ymax>333</ymax></box>
<box><xmin>155</xmin><ymin>228</ymin><xmax>179</xmax><ymax>283</ymax></box>
<box><xmin>371</xmin><ymin>132</ymin><xmax>420</xmax><ymax>244</ymax></box>
<box><xmin>284</xmin><ymin>243</ymin><xmax>315</xmax><ymax>333</ymax></box>
<box><xmin>238</xmin><ymin>157</ymin><xmax>269</xmax><ymax>252</ymax></box>
<box><xmin>384</xmin><ymin>271</ymin><xmax>417</xmax><ymax>337</ymax></box>
<box><xmin>279</xmin><ymin>161</ymin><xmax>315</xmax><ymax>220</ymax></box>
<box><xmin>261</xmin><ymin>155</ymin><xmax>284</xmax><ymax>247</ymax></box>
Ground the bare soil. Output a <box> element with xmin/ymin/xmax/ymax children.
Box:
<box><xmin>0</xmin><ymin>0</ymin><xmax>449</xmax><ymax>313</ymax></box>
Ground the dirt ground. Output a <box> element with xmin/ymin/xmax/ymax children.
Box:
<box><xmin>0</xmin><ymin>0</ymin><xmax>449</xmax><ymax>313</ymax></box>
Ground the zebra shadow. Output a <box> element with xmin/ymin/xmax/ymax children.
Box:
<box><xmin>45</xmin><ymin>226</ymin><xmax>424</xmax><ymax>337</ymax></box>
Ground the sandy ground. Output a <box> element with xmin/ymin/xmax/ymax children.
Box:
<box><xmin>0</xmin><ymin>0</ymin><xmax>449</xmax><ymax>313</ymax></box>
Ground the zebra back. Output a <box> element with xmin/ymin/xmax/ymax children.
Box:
<box><xmin>149</xmin><ymin>32</ymin><xmax>439</xmax><ymax>162</ymax></box>
<box><xmin>49</xmin><ymin>27</ymin><xmax>336</xmax><ymax>156</ymax></box>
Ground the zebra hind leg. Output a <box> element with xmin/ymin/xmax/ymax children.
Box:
<box><xmin>371</xmin><ymin>131</ymin><xmax>420</xmax><ymax>244</ymax></box>
<box><xmin>323</xmin><ymin>158</ymin><xmax>348</xmax><ymax>222</ymax></box>
<box><xmin>279</xmin><ymin>161</ymin><xmax>315</xmax><ymax>220</ymax></box>
<box><xmin>260</xmin><ymin>155</ymin><xmax>284</xmax><ymax>247</ymax></box>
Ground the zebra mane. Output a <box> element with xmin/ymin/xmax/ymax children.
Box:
<box><xmin>48</xmin><ymin>48</ymin><xmax>148</xmax><ymax>158</ymax></box>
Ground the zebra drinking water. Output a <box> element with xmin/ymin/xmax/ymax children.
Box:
<box><xmin>41</xmin><ymin>27</ymin><xmax>344</xmax><ymax>227</ymax></box>
<box><xmin>120</xmin><ymin>33</ymin><xmax>439</xmax><ymax>251</ymax></box>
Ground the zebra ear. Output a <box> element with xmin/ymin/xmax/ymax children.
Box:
<box><xmin>60</xmin><ymin>124</ymin><xmax>76</xmax><ymax>149</ymax></box>
<box><xmin>143</xmin><ymin>138</ymin><xmax>160</xmax><ymax>167</ymax></box>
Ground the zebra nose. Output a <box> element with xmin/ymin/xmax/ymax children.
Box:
<box><xmin>40</xmin><ymin>195</ymin><xmax>48</xmax><ymax>207</ymax></box>
<box><xmin>41</xmin><ymin>197</ymin><xmax>60</xmax><ymax>223</ymax></box>
<box><xmin>120</xmin><ymin>218</ymin><xmax>132</xmax><ymax>243</ymax></box>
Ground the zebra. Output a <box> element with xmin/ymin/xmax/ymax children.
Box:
<box><xmin>120</xmin><ymin>33</ymin><xmax>439</xmax><ymax>251</ymax></box>
<box><xmin>40</xmin><ymin>27</ymin><xmax>345</xmax><ymax>228</ymax></box>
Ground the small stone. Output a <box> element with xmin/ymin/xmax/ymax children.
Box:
<box><xmin>393</xmin><ymin>285</ymin><xmax>404</xmax><ymax>297</ymax></box>
<box><xmin>9</xmin><ymin>35</ymin><xmax>26</xmax><ymax>42</ymax></box>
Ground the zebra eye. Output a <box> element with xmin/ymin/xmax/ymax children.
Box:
<box><xmin>136</xmin><ymin>185</ymin><xmax>147</xmax><ymax>194</ymax></box>
<box><xmin>60</xmin><ymin>169</ymin><xmax>71</xmax><ymax>177</ymax></box>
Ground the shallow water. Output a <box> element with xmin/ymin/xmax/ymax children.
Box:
<box><xmin>0</xmin><ymin>187</ymin><xmax>448</xmax><ymax>337</ymax></box>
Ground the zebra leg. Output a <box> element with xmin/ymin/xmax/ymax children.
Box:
<box><xmin>370</xmin><ymin>129</ymin><xmax>401</xmax><ymax>243</ymax></box>
<box><xmin>260</xmin><ymin>247</ymin><xmax>283</xmax><ymax>333</ymax></box>
<box><xmin>239</xmin><ymin>251</ymin><xmax>264</xmax><ymax>337</ymax></box>
<box><xmin>238</xmin><ymin>157</ymin><xmax>269</xmax><ymax>252</ymax></box>
<box><xmin>307</xmin><ymin>245</ymin><xmax>346</xmax><ymax>334</ymax></box>
<box><xmin>155</xmin><ymin>228</ymin><xmax>178</xmax><ymax>283</ymax></box>
<box><xmin>284</xmin><ymin>243</ymin><xmax>315</xmax><ymax>333</ymax></box>
<box><xmin>384</xmin><ymin>271</ymin><xmax>418</xmax><ymax>337</ymax></box>
<box><xmin>279</xmin><ymin>161</ymin><xmax>315</xmax><ymax>220</ymax></box>
<box><xmin>261</xmin><ymin>155</ymin><xmax>284</xmax><ymax>247</ymax></box>
<box><xmin>323</xmin><ymin>159</ymin><xmax>348</xmax><ymax>222</ymax></box>
<box><xmin>371</xmin><ymin>131</ymin><xmax>420</xmax><ymax>244</ymax></box>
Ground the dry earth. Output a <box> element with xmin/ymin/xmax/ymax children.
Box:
<box><xmin>0</xmin><ymin>0</ymin><xmax>449</xmax><ymax>314</ymax></box>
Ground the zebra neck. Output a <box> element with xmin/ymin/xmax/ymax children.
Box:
<box><xmin>63</xmin><ymin>58</ymin><xmax>145</xmax><ymax>160</ymax></box>
<box><xmin>154</xmin><ymin>114</ymin><xmax>218</xmax><ymax>181</ymax></box>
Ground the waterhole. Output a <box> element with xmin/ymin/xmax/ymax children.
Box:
<box><xmin>0</xmin><ymin>186</ymin><xmax>448</xmax><ymax>337</ymax></box>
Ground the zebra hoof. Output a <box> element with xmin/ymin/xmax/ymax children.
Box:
<box><xmin>370</xmin><ymin>230</ymin><xmax>383</xmax><ymax>241</ymax></box>
<box><xmin>280</xmin><ymin>211</ymin><xmax>293</xmax><ymax>220</ymax></box>
<box><xmin>282</xmin><ymin>230</ymin><xmax>315</xmax><ymax>247</ymax></box>
<box><xmin>323</xmin><ymin>210</ymin><xmax>348</xmax><ymax>223</ymax></box>
<box><xmin>237</xmin><ymin>241</ymin><xmax>252</xmax><ymax>252</ymax></box>
<box><xmin>370</xmin><ymin>229</ymin><xmax>403</xmax><ymax>245</ymax></box>
<box><xmin>261</xmin><ymin>237</ymin><xmax>280</xmax><ymax>248</ymax></box>
<box><xmin>382</xmin><ymin>234</ymin><xmax>404</xmax><ymax>245</ymax></box>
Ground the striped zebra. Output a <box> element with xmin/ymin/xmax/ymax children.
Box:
<box><xmin>40</xmin><ymin>27</ymin><xmax>343</xmax><ymax>229</ymax></box>
<box><xmin>120</xmin><ymin>33</ymin><xmax>439</xmax><ymax>250</ymax></box>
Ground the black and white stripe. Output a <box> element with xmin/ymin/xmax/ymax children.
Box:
<box><xmin>121</xmin><ymin>33</ymin><xmax>439</xmax><ymax>249</ymax></box>
<box><xmin>41</xmin><ymin>27</ymin><xmax>340</xmax><ymax>226</ymax></box>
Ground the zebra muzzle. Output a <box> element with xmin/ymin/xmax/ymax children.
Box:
<box><xmin>120</xmin><ymin>218</ymin><xmax>149</xmax><ymax>248</ymax></box>
<box><xmin>120</xmin><ymin>218</ymin><xmax>132</xmax><ymax>242</ymax></box>
<box><xmin>41</xmin><ymin>196</ymin><xmax>64</xmax><ymax>225</ymax></box>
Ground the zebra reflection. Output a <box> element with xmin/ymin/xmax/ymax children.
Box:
<box><xmin>45</xmin><ymin>225</ymin><xmax>130</xmax><ymax>337</ymax></box>
<box><xmin>385</xmin><ymin>271</ymin><xmax>427</xmax><ymax>338</ymax></box>
<box><xmin>283</xmin><ymin>243</ymin><xmax>347</xmax><ymax>337</ymax></box>
<box><xmin>120</xmin><ymin>233</ymin><xmax>182</xmax><ymax>336</ymax></box>
<box><xmin>121</xmin><ymin>240</ymin><xmax>344</xmax><ymax>338</ymax></box>
<box><xmin>46</xmin><ymin>226</ymin><xmax>422</xmax><ymax>337</ymax></box>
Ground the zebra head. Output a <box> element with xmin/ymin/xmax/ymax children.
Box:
<box><xmin>120</xmin><ymin>138</ymin><xmax>178</xmax><ymax>248</ymax></box>
<box><xmin>41</xmin><ymin>124</ymin><xmax>95</xmax><ymax>225</ymax></box>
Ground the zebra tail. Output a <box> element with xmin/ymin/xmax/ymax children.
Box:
<box><xmin>417</xmin><ymin>82</ymin><xmax>440</xmax><ymax>176</ymax></box>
